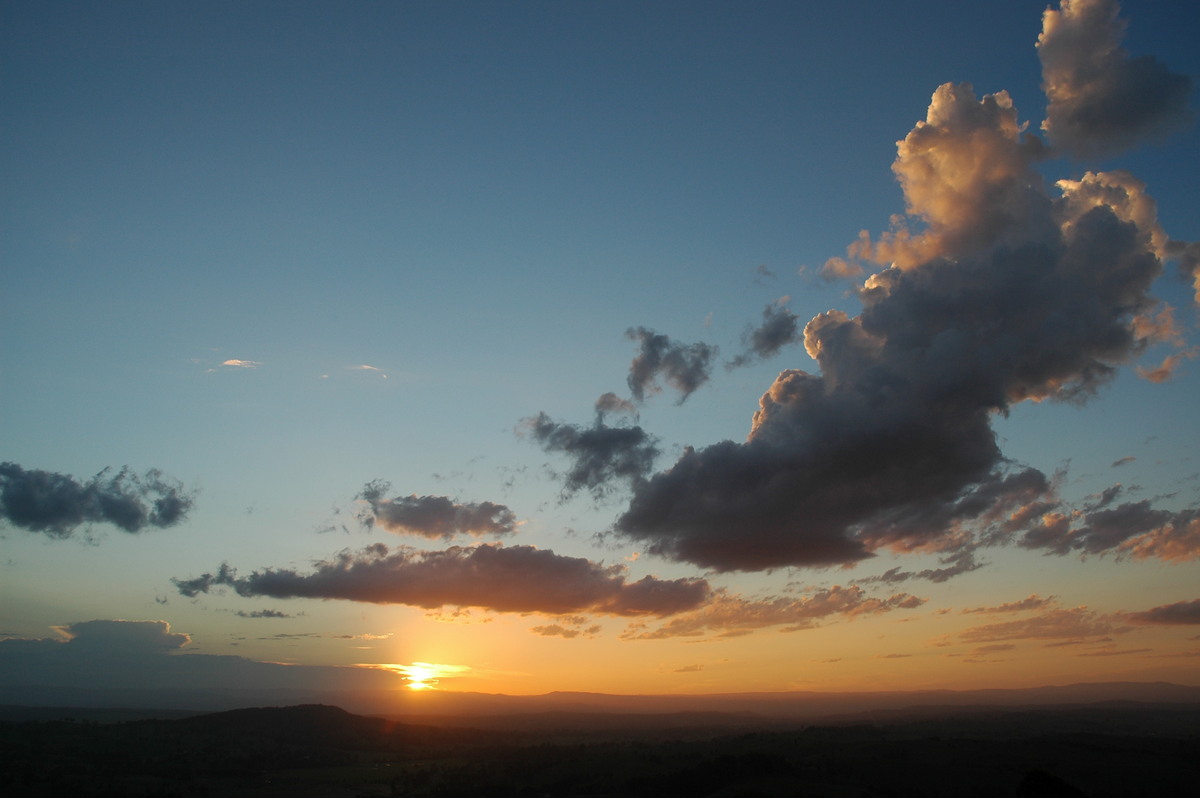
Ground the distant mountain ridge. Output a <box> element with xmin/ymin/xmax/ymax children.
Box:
<box><xmin>2</xmin><ymin>680</ymin><xmax>1197</xmax><ymax>723</ymax></box>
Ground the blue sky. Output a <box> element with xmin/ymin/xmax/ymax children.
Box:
<box><xmin>2</xmin><ymin>0</ymin><xmax>1199</xmax><ymax>698</ymax></box>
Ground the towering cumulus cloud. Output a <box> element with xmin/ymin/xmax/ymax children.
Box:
<box><xmin>1038</xmin><ymin>0</ymin><xmax>1192</xmax><ymax>158</ymax></box>
<box><xmin>614</xmin><ymin>3</ymin><xmax>1197</xmax><ymax>572</ymax></box>
<box><xmin>0</xmin><ymin>462</ymin><xmax>194</xmax><ymax>538</ymax></box>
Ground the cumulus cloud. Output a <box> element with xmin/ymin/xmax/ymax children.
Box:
<box><xmin>0</xmin><ymin>462</ymin><xmax>195</xmax><ymax>538</ymax></box>
<box><xmin>1038</xmin><ymin>0</ymin><xmax>1193</xmax><ymax>158</ymax></box>
<box><xmin>522</xmin><ymin>412</ymin><xmax>659</xmax><ymax>500</ymax></box>
<box><xmin>621</xmin><ymin>586</ymin><xmax>924</xmax><ymax>640</ymax></box>
<box><xmin>727</xmin><ymin>300</ymin><xmax>803</xmax><ymax>368</ymax></box>
<box><xmin>221</xmin><ymin>359</ymin><xmax>261</xmax><ymax>368</ymax></box>
<box><xmin>173</xmin><ymin>543</ymin><xmax>710</xmax><ymax>617</ymax></box>
<box><xmin>52</xmin><ymin>619</ymin><xmax>191</xmax><ymax>651</ymax></box>
<box><xmin>356</xmin><ymin>481</ymin><xmax>517</xmax><ymax>539</ymax></box>
<box><xmin>1125</xmin><ymin>598</ymin><xmax>1200</xmax><ymax>625</ymax></box>
<box><xmin>611</xmin><ymin>4</ymin><xmax>1197</xmax><ymax>574</ymax></box>
<box><xmin>625</xmin><ymin>327</ymin><xmax>718</xmax><ymax>403</ymax></box>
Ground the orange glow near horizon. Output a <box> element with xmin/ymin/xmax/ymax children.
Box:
<box><xmin>370</xmin><ymin>661</ymin><xmax>472</xmax><ymax>691</ymax></box>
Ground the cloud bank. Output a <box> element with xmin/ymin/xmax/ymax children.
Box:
<box><xmin>0</xmin><ymin>462</ymin><xmax>194</xmax><ymax>538</ymax></box>
<box><xmin>174</xmin><ymin>543</ymin><xmax>710</xmax><ymax>617</ymax></box>
<box><xmin>0</xmin><ymin>619</ymin><xmax>399</xmax><ymax>694</ymax></box>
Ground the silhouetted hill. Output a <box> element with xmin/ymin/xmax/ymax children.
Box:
<box><xmin>174</xmin><ymin>702</ymin><xmax>499</xmax><ymax>747</ymax></box>
<box><xmin>2</xmin><ymin>700</ymin><xmax>1198</xmax><ymax>797</ymax></box>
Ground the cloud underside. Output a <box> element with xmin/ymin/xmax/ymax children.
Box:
<box><xmin>0</xmin><ymin>462</ymin><xmax>194</xmax><ymax>538</ymax></box>
<box><xmin>610</xmin><ymin>2</ymin><xmax>1198</xmax><ymax>573</ymax></box>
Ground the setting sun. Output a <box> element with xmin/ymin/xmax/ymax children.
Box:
<box><xmin>374</xmin><ymin>662</ymin><xmax>472</xmax><ymax>691</ymax></box>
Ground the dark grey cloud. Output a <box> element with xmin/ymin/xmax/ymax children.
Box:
<box><xmin>727</xmin><ymin>301</ymin><xmax>802</xmax><ymax>369</ymax></box>
<box><xmin>522</xmin><ymin>412</ymin><xmax>659</xmax><ymax>500</ymax></box>
<box><xmin>625</xmin><ymin>327</ymin><xmax>718</xmax><ymax>403</ymax></box>
<box><xmin>173</xmin><ymin>542</ymin><xmax>710</xmax><ymax>618</ymax></box>
<box><xmin>356</xmin><ymin>481</ymin><xmax>517</xmax><ymax>539</ymax></box>
<box><xmin>235</xmin><ymin>609</ymin><xmax>292</xmax><ymax>619</ymax></box>
<box><xmin>1125</xmin><ymin>598</ymin><xmax>1200</xmax><ymax>625</ymax></box>
<box><xmin>0</xmin><ymin>462</ymin><xmax>194</xmax><ymax>538</ymax></box>
<box><xmin>611</xmin><ymin>16</ymin><xmax>1196</xmax><ymax>573</ymax></box>
<box><xmin>1038</xmin><ymin>0</ymin><xmax>1193</xmax><ymax>159</ymax></box>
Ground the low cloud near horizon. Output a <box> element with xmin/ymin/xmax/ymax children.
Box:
<box><xmin>0</xmin><ymin>619</ymin><xmax>399</xmax><ymax>694</ymax></box>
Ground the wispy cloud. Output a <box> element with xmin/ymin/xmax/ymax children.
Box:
<box><xmin>1124</xmin><ymin>599</ymin><xmax>1200</xmax><ymax>625</ymax></box>
<box><xmin>621</xmin><ymin>586</ymin><xmax>923</xmax><ymax>640</ymax></box>
<box><xmin>962</xmin><ymin>594</ymin><xmax>1058</xmax><ymax>615</ymax></box>
<box><xmin>958</xmin><ymin>607</ymin><xmax>1126</xmax><ymax>644</ymax></box>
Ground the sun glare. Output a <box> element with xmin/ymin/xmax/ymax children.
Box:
<box><xmin>372</xmin><ymin>661</ymin><xmax>471</xmax><ymax>691</ymax></box>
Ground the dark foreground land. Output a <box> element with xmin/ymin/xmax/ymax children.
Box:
<box><xmin>2</xmin><ymin>702</ymin><xmax>1197</xmax><ymax>797</ymax></box>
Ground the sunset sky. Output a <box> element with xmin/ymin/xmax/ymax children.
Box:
<box><xmin>2</xmin><ymin>0</ymin><xmax>1199</xmax><ymax>702</ymax></box>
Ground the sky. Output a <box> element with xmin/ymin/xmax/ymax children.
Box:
<box><xmin>2</xmin><ymin>0</ymin><xmax>1199</xmax><ymax>702</ymax></box>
